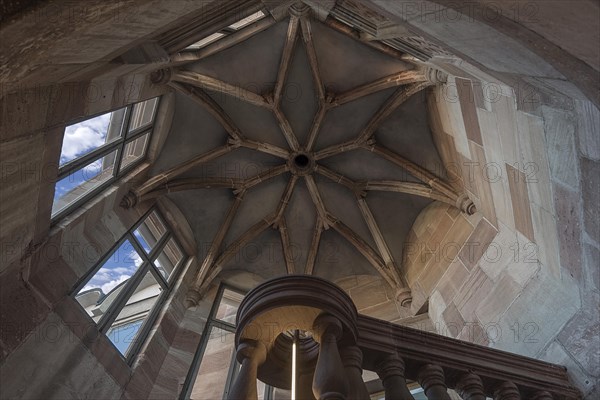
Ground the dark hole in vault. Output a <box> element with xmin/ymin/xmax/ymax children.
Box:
<box><xmin>294</xmin><ymin>154</ymin><xmax>310</xmax><ymax>168</ymax></box>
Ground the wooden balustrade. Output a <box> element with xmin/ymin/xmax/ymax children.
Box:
<box><xmin>228</xmin><ymin>339</ymin><xmax>267</xmax><ymax>400</ymax></box>
<box><xmin>418</xmin><ymin>364</ymin><xmax>451</xmax><ymax>400</ymax></box>
<box><xmin>455</xmin><ymin>373</ymin><xmax>486</xmax><ymax>400</ymax></box>
<box><xmin>312</xmin><ymin>314</ymin><xmax>348</xmax><ymax>400</ymax></box>
<box><xmin>375</xmin><ymin>354</ymin><xmax>415</xmax><ymax>400</ymax></box>
<box><xmin>339</xmin><ymin>346</ymin><xmax>370</xmax><ymax>400</ymax></box>
<box><xmin>494</xmin><ymin>381</ymin><xmax>522</xmax><ymax>400</ymax></box>
<box><xmin>226</xmin><ymin>276</ymin><xmax>581</xmax><ymax>400</ymax></box>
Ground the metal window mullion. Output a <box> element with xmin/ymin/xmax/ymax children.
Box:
<box><xmin>127</xmin><ymin>125</ymin><xmax>152</xmax><ymax>139</ymax></box>
<box><xmin>128</xmin><ymin>231</ymin><xmax>154</xmax><ymax>265</ymax></box>
<box><xmin>98</xmin><ymin>261</ymin><xmax>151</xmax><ymax>333</ymax></box>
<box><xmin>124</xmin><ymin>288</ymin><xmax>170</xmax><ymax>364</ymax></box>
<box><xmin>149</xmin><ymin>231</ymin><xmax>172</xmax><ymax>260</ymax></box>
<box><xmin>130</xmin><ymin>207</ymin><xmax>159</xmax><ymax>232</ymax></box>
<box><xmin>114</xmin><ymin>106</ymin><xmax>134</xmax><ymax>177</ymax></box>
<box><xmin>51</xmin><ymin>175</ymin><xmax>117</xmax><ymax>223</ymax></box>
<box><xmin>211</xmin><ymin>319</ymin><xmax>236</xmax><ymax>332</ymax></box>
<box><xmin>147</xmin><ymin>232</ymin><xmax>173</xmax><ymax>289</ymax></box>
<box><xmin>165</xmin><ymin>239</ymin><xmax>186</xmax><ymax>287</ymax></box>
<box><xmin>58</xmin><ymin>141</ymin><xmax>123</xmax><ymax>178</ymax></box>
<box><xmin>264</xmin><ymin>385</ymin><xmax>274</xmax><ymax>400</ymax></box>
<box><xmin>179</xmin><ymin>285</ymin><xmax>228</xmax><ymax>399</ymax></box>
<box><xmin>147</xmin><ymin>261</ymin><xmax>169</xmax><ymax>291</ymax></box>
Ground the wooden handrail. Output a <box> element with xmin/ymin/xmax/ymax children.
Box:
<box><xmin>357</xmin><ymin>315</ymin><xmax>580</xmax><ymax>399</ymax></box>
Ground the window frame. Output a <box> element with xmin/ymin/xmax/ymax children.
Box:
<box><xmin>52</xmin><ymin>97</ymin><xmax>161</xmax><ymax>223</ymax></box>
<box><xmin>71</xmin><ymin>207</ymin><xmax>186</xmax><ymax>365</ymax></box>
<box><xmin>179</xmin><ymin>284</ymin><xmax>275</xmax><ymax>400</ymax></box>
<box><xmin>182</xmin><ymin>9</ymin><xmax>268</xmax><ymax>51</ymax></box>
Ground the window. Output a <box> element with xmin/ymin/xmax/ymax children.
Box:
<box><xmin>73</xmin><ymin>208</ymin><xmax>185</xmax><ymax>362</ymax></box>
<box><xmin>181</xmin><ymin>285</ymin><xmax>271</xmax><ymax>400</ymax></box>
<box><xmin>52</xmin><ymin>97</ymin><xmax>160</xmax><ymax>221</ymax></box>
<box><xmin>184</xmin><ymin>10</ymin><xmax>266</xmax><ymax>50</ymax></box>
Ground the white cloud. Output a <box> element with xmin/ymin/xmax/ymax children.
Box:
<box><xmin>60</xmin><ymin>113</ymin><xmax>111</xmax><ymax>163</ymax></box>
<box><xmin>100</xmin><ymin>275</ymin><xmax>131</xmax><ymax>294</ymax></box>
<box><xmin>127</xmin><ymin>250</ymin><xmax>143</xmax><ymax>267</ymax></box>
<box><xmin>83</xmin><ymin>159</ymin><xmax>102</xmax><ymax>174</ymax></box>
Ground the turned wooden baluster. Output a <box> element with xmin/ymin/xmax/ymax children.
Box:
<box><xmin>494</xmin><ymin>382</ymin><xmax>521</xmax><ymax>400</ymax></box>
<box><xmin>298</xmin><ymin>371</ymin><xmax>317</xmax><ymax>400</ymax></box>
<box><xmin>228</xmin><ymin>339</ymin><xmax>267</xmax><ymax>400</ymax></box>
<box><xmin>455</xmin><ymin>373</ymin><xmax>486</xmax><ymax>400</ymax></box>
<box><xmin>339</xmin><ymin>346</ymin><xmax>370</xmax><ymax>400</ymax></box>
<box><xmin>375</xmin><ymin>354</ymin><xmax>416</xmax><ymax>400</ymax></box>
<box><xmin>531</xmin><ymin>391</ymin><xmax>553</xmax><ymax>399</ymax></box>
<box><xmin>312</xmin><ymin>314</ymin><xmax>348</xmax><ymax>400</ymax></box>
<box><xmin>418</xmin><ymin>364</ymin><xmax>451</xmax><ymax>400</ymax></box>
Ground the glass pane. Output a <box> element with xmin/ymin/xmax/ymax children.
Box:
<box><xmin>215</xmin><ymin>289</ymin><xmax>244</xmax><ymax>325</ymax></box>
<box><xmin>120</xmin><ymin>133</ymin><xmax>149</xmax><ymax>171</ymax></box>
<box><xmin>106</xmin><ymin>270</ymin><xmax>163</xmax><ymax>356</ymax></box>
<box><xmin>228</xmin><ymin>11</ymin><xmax>265</xmax><ymax>30</ymax></box>
<box><xmin>133</xmin><ymin>210</ymin><xmax>167</xmax><ymax>254</ymax></box>
<box><xmin>128</xmin><ymin>98</ymin><xmax>158</xmax><ymax>133</ymax></box>
<box><xmin>60</xmin><ymin>108</ymin><xmax>125</xmax><ymax>166</ymax></box>
<box><xmin>153</xmin><ymin>237</ymin><xmax>183</xmax><ymax>281</ymax></box>
<box><xmin>257</xmin><ymin>380</ymin><xmax>267</xmax><ymax>399</ymax></box>
<box><xmin>52</xmin><ymin>150</ymin><xmax>117</xmax><ymax>216</ymax></box>
<box><xmin>74</xmin><ymin>239</ymin><xmax>144</xmax><ymax>323</ymax></box>
<box><xmin>106</xmin><ymin>320</ymin><xmax>143</xmax><ymax>356</ymax></box>
<box><xmin>186</xmin><ymin>32</ymin><xmax>225</xmax><ymax>50</ymax></box>
<box><xmin>410</xmin><ymin>388</ymin><xmax>428</xmax><ymax>400</ymax></box>
<box><xmin>190</xmin><ymin>327</ymin><xmax>236</xmax><ymax>400</ymax></box>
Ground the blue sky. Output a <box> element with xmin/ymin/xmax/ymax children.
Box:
<box><xmin>53</xmin><ymin>113</ymin><xmax>114</xmax><ymax>207</ymax></box>
<box><xmin>60</xmin><ymin>112</ymin><xmax>112</xmax><ymax>165</ymax></box>
<box><xmin>80</xmin><ymin>239</ymin><xmax>143</xmax><ymax>295</ymax></box>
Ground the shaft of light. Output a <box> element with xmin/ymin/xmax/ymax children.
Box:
<box><xmin>291</xmin><ymin>333</ymin><xmax>297</xmax><ymax>400</ymax></box>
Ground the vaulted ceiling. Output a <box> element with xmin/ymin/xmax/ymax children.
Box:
<box><xmin>128</xmin><ymin>2</ymin><xmax>473</xmax><ymax>308</ymax></box>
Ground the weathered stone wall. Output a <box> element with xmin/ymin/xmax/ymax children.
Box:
<box><xmin>417</xmin><ymin>62</ymin><xmax>598</xmax><ymax>396</ymax></box>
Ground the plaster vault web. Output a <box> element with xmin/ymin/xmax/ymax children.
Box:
<box><xmin>124</xmin><ymin>4</ymin><xmax>475</xmax><ymax>308</ymax></box>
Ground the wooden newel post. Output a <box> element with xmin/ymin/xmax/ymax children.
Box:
<box><xmin>375</xmin><ymin>354</ymin><xmax>415</xmax><ymax>400</ymax></box>
<box><xmin>312</xmin><ymin>313</ymin><xmax>348</xmax><ymax>400</ymax></box>
<box><xmin>494</xmin><ymin>382</ymin><xmax>521</xmax><ymax>400</ymax></box>
<box><xmin>418</xmin><ymin>364</ymin><xmax>451</xmax><ymax>400</ymax></box>
<box><xmin>456</xmin><ymin>373</ymin><xmax>486</xmax><ymax>400</ymax></box>
<box><xmin>228</xmin><ymin>339</ymin><xmax>267</xmax><ymax>400</ymax></box>
<box><xmin>339</xmin><ymin>346</ymin><xmax>370</xmax><ymax>400</ymax></box>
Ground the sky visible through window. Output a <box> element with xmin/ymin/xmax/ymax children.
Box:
<box><xmin>53</xmin><ymin>158</ymin><xmax>107</xmax><ymax>203</ymax></box>
<box><xmin>106</xmin><ymin>320</ymin><xmax>144</xmax><ymax>355</ymax></box>
<box><xmin>60</xmin><ymin>112</ymin><xmax>112</xmax><ymax>165</ymax></box>
<box><xmin>133</xmin><ymin>229</ymin><xmax>152</xmax><ymax>254</ymax></box>
<box><xmin>54</xmin><ymin>112</ymin><xmax>114</xmax><ymax>204</ymax></box>
<box><xmin>81</xmin><ymin>239</ymin><xmax>143</xmax><ymax>295</ymax></box>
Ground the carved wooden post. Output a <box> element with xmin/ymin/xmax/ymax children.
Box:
<box><xmin>418</xmin><ymin>364</ymin><xmax>451</xmax><ymax>400</ymax></box>
<box><xmin>298</xmin><ymin>371</ymin><xmax>317</xmax><ymax>400</ymax></box>
<box><xmin>531</xmin><ymin>391</ymin><xmax>553</xmax><ymax>400</ymax></box>
<box><xmin>375</xmin><ymin>354</ymin><xmax>415</xmax><ymax>400</ymax></box>
<box><xmin>228</xmin><ymin>339</ymin><xmax>267</xmax><ymax>400</ymax></box>
<box><xmin>312</xmin><ymin>314</ymin><xmax>348</xmax><ymax>400</ymax></box>
<box><xmin>494</xmin><ymin>382</ymin><xmax>521</xmax><ymax>400</ymax></box>
<box><xmin>339</xmin><ymin>346</ymin><xmax>370</xmax><ymax>400</ymax></box>
<box><xmin>455</xmin><ymin>373</ymin><xmax>486</xmax><ymax>400</ymax></box>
